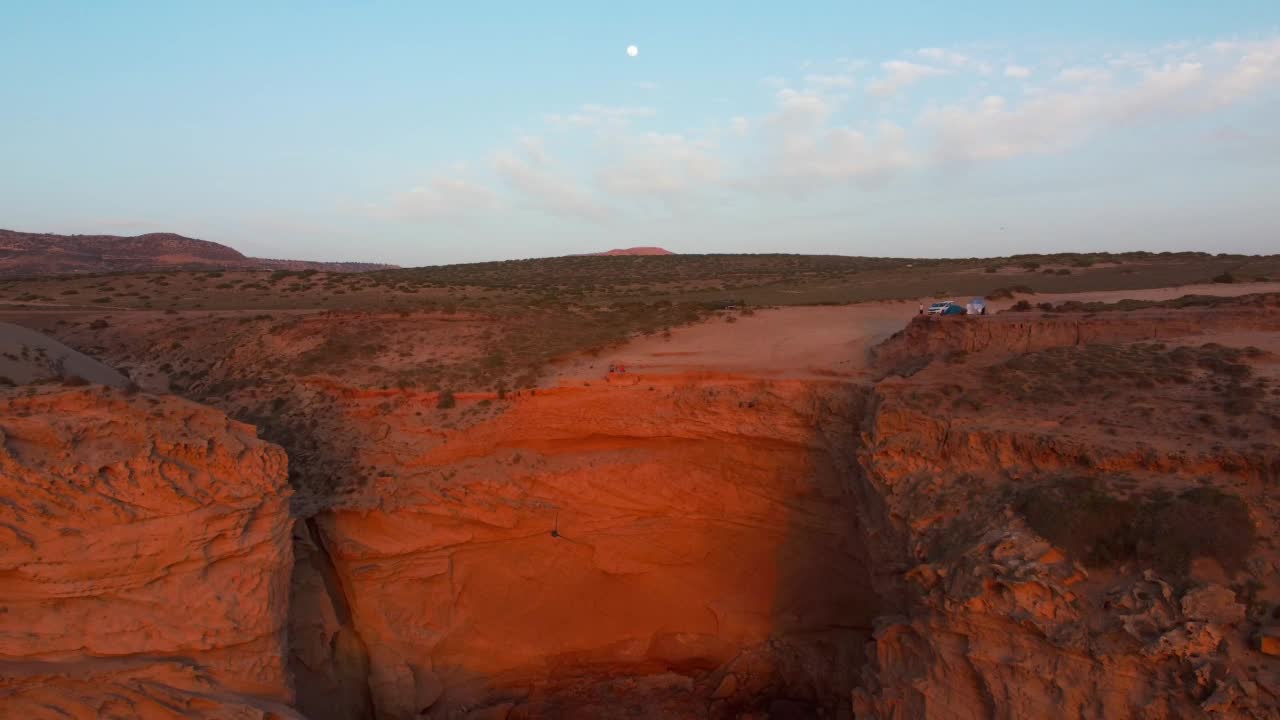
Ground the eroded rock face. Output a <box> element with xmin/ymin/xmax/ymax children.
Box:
<box><xmin>871</xmin><ymin>301</ymin><xmax>1280</xmax><ymax>377</ymax></box>
<box><xmin>10</xmin><ymin>296</ymin><xmax>1280</xmax><ymax>719</ymax></box>
<box><xmin>850</xmin><ymin>318</ymin><xmax>1280</xmax><ymax>719</ymax></box>
<box><xmin>297</xmin><ymin>378</ymin><xmax>880</xmax><ymax>718</ymax></box>
<box><xmin>0</xmin><ymin>386</ymin><xmax>299</xmax><ymax>719</ymax></box>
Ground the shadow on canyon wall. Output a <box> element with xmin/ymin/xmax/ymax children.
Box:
<box><xmin>286</xmin><ymin>379</ymin><xmax>889</xmax><ymax>719</ymax></box>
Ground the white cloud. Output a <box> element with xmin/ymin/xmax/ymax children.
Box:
<box><xmin>1058</xmin><ymin>66</ymin><xmax>1113</xmax><ymax>85</ymax></box>
<box><xmin>866</xmin><ymin>60</ymin><xmax>949</xmax><ymax>97</ymax></box>
<box><xmin>923</xmin><ymin>61</ymin><xmax>1208</xmax><ymax>162</ymax></box>
<box><xmin>493</xmin><ymin>137</ymin><xmax>613</xmax><ymax>221</ymax></box>
<box><xmin>746</xmin><ymin>88</ymin><xmax>914</xmax><ymax>192</ymax></box>
<box><xmin>595</xmin><ymin>132</ymin><xmax>722</xmax><ymax>207</ymax></box>
<box><xmin>582</xmin><ymin>104</ymin><xmax>655</xmax><ymax>120</ymax></box>
<box><xmin>375</xmin><ymin>33</ymin><xmax>1280</xmax><ymax>228</ymax></box>
<box><xmin>804</xmin><ymin>73</ymin><xmax>856</xmax><ymax>89</ymax></box>
<box><xmin>635</xmin><ymin>81</ymin><xmax>660</xmax><ymax>91</ymax></box>
<box><xmin>918</xmin><ymin>48</ymin><xmax>992</xmax><ymax>75</ymax></box>
<box><xmin>545</xmin><ymin>104</ymin><xmax>655</xmax><ymax>129</ymax></box>
<box><xmin>763</xmin><ymin>121</ymin><xmax>913</xmax><ymax>192</ymax></box>
<box><xmin>766</xmin><ymin>88</ymin><xmax>836</xmax><ymax>131</ymax></box>
<box><xmin>377</xmin><ymin>177</ymin><xmax>496</xmax><ymax>221</ymax></box>
<box><xmin>1210</xmin><ymin>37</ymin><xmax>1280</xmax><ymax>105</ymax></box>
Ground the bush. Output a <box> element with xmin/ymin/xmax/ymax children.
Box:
<box><xmin>989</xmin><ymin>285</ymin><xmax>1034</xmax><ymax>300</ymax></box>
<box><xmin>0</xmin><ymin>376</ymin><xmax>14</xmax><ymax>387</ymax></box>
<box><xmin>1010</xmin><ymin>300</ymin><xmax>1033</xmax><ymax>312</ymax></box>
<box><xmin>1017</xmin><ymin>478</ymin><xmax>1254</xmax><ymax>574</ymax></box>
<box><xmin>89</xmin><ymin>319</ymin><xmax>109</xmax><ymax>329</ymax></box>
<box><xmin>437</xmin><ymin>389</ymin><xmax>456</xmax><ymax>409</ymax></box>
<box><xmin>61</xmin><ymin>374</ymin><xmax>89</xmax><ymax>387</ymax></box>
<box><xmin>1213</xmin><ymin>272</ymin><xmax>1237</xmax><ymax>284</ymax></box>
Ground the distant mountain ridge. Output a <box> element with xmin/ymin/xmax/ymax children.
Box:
<box><xmin>0</xmin><ymin>229</ymin><xmax>398</xmax><ymax>277</ymax></box>
<box><xmin>585</xmin><ymin>247</ymin><xmax>675</xmax><ymax>256</ymax></box>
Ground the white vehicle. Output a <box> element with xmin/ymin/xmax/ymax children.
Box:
<box><xmin>925</xmin><ymin>301</ymin><xmax>957</xmax><ymax>315</ymax></box>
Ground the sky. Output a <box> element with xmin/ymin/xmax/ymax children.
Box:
<box><xmin>2</xmin><ymin>2</ymin><xmax>1279</xmax><ymax>265</ymax></box>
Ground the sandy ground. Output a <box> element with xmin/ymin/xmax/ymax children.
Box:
<box><xmin>548</xmin><ymin>281</ymin><xmax>1280</xmax><ymax>384</ymax></box>
<box><xmin>0</xmin><ymin>322</ymin><xmax>128</xmax><ymax>387</ymax></box>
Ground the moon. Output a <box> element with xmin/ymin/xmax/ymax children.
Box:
<box><xmin>626</xmin><ymin>45</ymin><xmax>638</xmax><ymax>57</ymax></box>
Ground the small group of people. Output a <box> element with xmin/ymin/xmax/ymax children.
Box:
<box><xmin>607</xmin><ymin>362</ymin><xmax>627</xmax><ymax>374</ymax></box>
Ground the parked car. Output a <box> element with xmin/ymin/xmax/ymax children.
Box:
<box><xmin>926</xmin><ymin>301</ymin><xmax>961</xmax><ymax>315</ymax></box>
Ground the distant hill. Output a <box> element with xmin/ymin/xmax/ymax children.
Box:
<box><xmin>587</xmin><ymin>247</ymin><xmax>675</xmax><ymax>256</ymax></box>
<box><xmin>0</xmin><ymin>229</ymin><xmax>398</xmax><ymax>277</ymax></box>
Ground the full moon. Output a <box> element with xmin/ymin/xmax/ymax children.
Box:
<box><xmin>626</xmin><ymin>45</ymin><xmax>638</xmax><ymax>57</ymax></box>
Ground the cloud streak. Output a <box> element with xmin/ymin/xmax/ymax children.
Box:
<box><xmin>374</xmin><ymin>34</ymin><xmax>1280</xmax><ymax>226</ymax></box>
<box><xmin>494</xmin><ymin>137</ymin><xmax>614</xmax><ymax>221</ymax></box>
<box><xmin>866</xmin><ymin>60</ymin><xmax>949</xmax><ymax>97</ymax></box>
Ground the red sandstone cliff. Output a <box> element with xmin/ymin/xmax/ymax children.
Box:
<box><xmin>850</xmin><ymin>312</ymin><xmax>1280</xmax><ymax>718</ymax></box>
<box><xmin>0</xmin><ymin>386</ymin><xmax>300</xmax><ymax>719</ymax></box>
<box><xmin>293</xmin><ymin>377</ymin><xmax>877</xmax><ymax>718</ymax></box>
<box><xmin>6</xmin><ymin>291</ymin><xmax>1280</xmax><ymax>718</ymax></box>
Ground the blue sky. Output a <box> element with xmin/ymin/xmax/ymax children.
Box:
<box><xmin>2</xmin><ymin>2</ymin><xmax>1279</xmax><ymax>264</ymax></box>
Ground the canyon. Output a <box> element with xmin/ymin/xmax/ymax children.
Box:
<box><xmin>3</xmin><ymin>283</ymin><xmax>1280</xmax><ymax>718</ymax></box>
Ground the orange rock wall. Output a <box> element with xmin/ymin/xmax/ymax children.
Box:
<box><xmin>301</xmin><ymin>377</ymin><xmax>881</xmax><ymax>718</ymax></box>
<box><xmin>873</xmin><ymin>306</ymin><xmax>1280</xmax><ymax>374</ymax></box>
<box><xmin>0</xmin><ymin>387</ymin><xmax>299</xmax><ymax>719</ymax></box>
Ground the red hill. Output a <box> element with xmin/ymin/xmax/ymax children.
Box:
<box><xmin>587</xmin><ymin>246</ymin><xmax>675</xmax><ymax>256</ymax></box>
